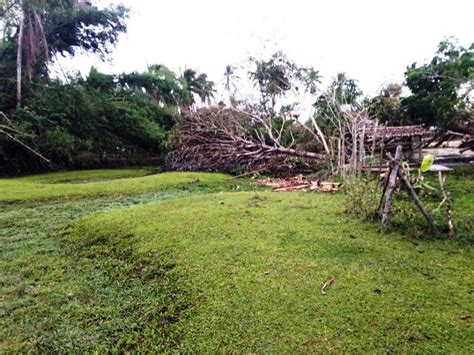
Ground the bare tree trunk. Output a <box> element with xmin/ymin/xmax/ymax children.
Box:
<box><xmin>16</xmin><ymin>10</ymin><xmax>25</xmax><ymax>109</ymax></box>
<box><xmin>340</xmin><ymin>125</ymin><xmax>345</xmax><ymax>179</ymax></box>
<box><xmin>381</xmin><ymin>145</ymin><xmax>402</xmax><ymax>233</ymax></box>
<box><xmin>351</xmin><ymin>119</ymin><xmax>357</xmax><ymax>177</ymax></box>
<box><xmin>267</xmin><ymin>145</ymin><xmax>325</xmax><ymax>160</ymax></box>
<box><xmin>336</xmin><ymin>135</ymin><xmax>341</xmax><ymax>175</ymax></box>
<box><xmin>310</xmin><ymin>116</ymin><xmax>330</xmax><ymax>155</ymax></box>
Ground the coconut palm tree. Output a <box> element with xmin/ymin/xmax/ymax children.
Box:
<box><xmin>224</xmin><ymin>64</ymin><xmax>239</xmax><ymax>106</ymax></box>
<box><xmin>182</xmin><ymin>68</ymin><xmax>215</xmax><ymax>107</ymax></box>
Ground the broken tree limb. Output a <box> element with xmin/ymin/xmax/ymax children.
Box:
<box><xmin>381</xmin><ymin>145</ymin><xmax>402</xmax><ymax>233</ymax></box>
<box><xmin>397</xmin><ymin>169</ymin><xmax>439</xmax><ymax>236</ymax></box>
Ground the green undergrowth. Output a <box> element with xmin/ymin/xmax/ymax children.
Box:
<box><xmin>345</xmin><ymin>166</ymin><xmax>474</xmax><ymax>239</ymax></box>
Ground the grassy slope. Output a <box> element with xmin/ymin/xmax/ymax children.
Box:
<box><xmin>71</xmin><ymin>192</ymin><xmax>473</xmax><ymax>353</ymax></box>
<box><xmin>0</xmin><ymin>169</ymin><xmax>230</xmax><ymax>202</ymax></box>
<box><xmin>1</xmin><ymin>169</ymin><xmax>473</xmax><ymax>352</ymax></box>
<box><xmin>0</xmin><ymin>170</ymin><xmax>245</xmax><ymax>352</ymax></box>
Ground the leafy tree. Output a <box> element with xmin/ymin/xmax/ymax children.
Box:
<box><xmin>0</xmin><ymin>69</ymin><xmax>181</xmax><ymax>173</ymax></box>
<box><xmin>365</xmin><ymin>83</ymin><xmax>404</xmax><ymax>125</ymax></box>
<box><xmin>224</xmin><ymin>64</ymin><xmax>239</xmax><ymax>106</ymax></box>
<box><xmin>118</xmin><ymin>65</ymin><xmax>188</xmax><ymax>107</ymax></box>
<box><xmin>402</xmin><ymin>39</ymin><xmax>473</xmax><ymax>131</ymax></box>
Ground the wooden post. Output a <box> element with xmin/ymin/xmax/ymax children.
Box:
<box><xmin>376</xmin><ymin>167</ymin><xmax>392</xmax><ymax>215</ymax></box>
<box><xmin>358</xmin><ymin>125</ymin><xmax>366</xmax><ymax>178</ymax></box>
<box><xmin>397</xmin><ymin>170</ymin><xmax>439</xmax><ymax>235</ymax></box>
<box><xmin>438</xmin><ymin>171</ymin><xmax>454</xmax><ymax>238</ymax></box>
<box><xmin>378</xmin><ymin>124</ymin><xmax>387</xmax><ymax>174</ymax></box>
<box><xmin>381</xmin><ymin>145</ymin><xmax>402</xmax><ymax>233</ymax></box>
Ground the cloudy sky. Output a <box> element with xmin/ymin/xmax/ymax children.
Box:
<box><xmin>56</xmin><ymin>0</ymin><xmax>473</xmax><ymax>99</ymax></box>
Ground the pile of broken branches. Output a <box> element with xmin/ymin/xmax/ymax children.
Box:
<box><xmin>259</xmin><ymin>175</ymin><xmax>342</xmax><ymax>192</ymax></box>
<box><xmin>167</xmin><ymin>107</ymin><xmax>325</xmax><ymax>174</ymax></box>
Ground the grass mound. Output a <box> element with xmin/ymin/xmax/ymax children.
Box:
<box><xmin>0</xmin><ymin>170</ymin><xmax>230</xmax><ymax>202</ymax></box>
<box><xmin>69</xmin><ymin>192</ymin><xmax>473</xmax><ymax>353</ymax></box>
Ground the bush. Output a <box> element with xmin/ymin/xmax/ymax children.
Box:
<box><xmin>344</xmin><ymin>177</ymin><xmax>380</xmax><ymax>221</ymax></box>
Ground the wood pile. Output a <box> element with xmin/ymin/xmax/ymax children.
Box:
<box><xmin>258</xmin><ymin>175</ymin><xmax>342</xmax><ymax>192</ymax></box>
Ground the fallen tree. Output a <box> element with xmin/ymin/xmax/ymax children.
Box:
<box><xmin>167</xmin><ymin>107</ymin><xmax>326</xmax><ymax>174</ymax></box>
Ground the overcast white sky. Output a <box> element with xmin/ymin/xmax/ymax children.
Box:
<box><xmin>56</xmin><ymin>0</ymin><xmax>473</xmax><ymax>99</ymax></box>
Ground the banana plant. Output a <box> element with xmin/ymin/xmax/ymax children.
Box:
<box><xmin>413</xmin><ymin>155</ymin><xmax>436</xmax><ymax>191</ymax></box>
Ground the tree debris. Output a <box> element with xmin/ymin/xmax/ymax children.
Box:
<box><xmin>167</xmin><ymin>107</ymin><xmax>325</xmax><ymax>174</ymax></box>
<box><xmin>258</xmin><ymin>175</ymin><xmax>342</xmax><ymax>192</ymax></box>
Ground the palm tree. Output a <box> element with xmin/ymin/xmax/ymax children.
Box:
<box><xmin>224</xmin><ymin>65</ymin><xmax>239</xmax><ymax>106</ymax></box>
<box><xmin>182</xmin><ymin>68</ymin><xmax>215</xmax><ymax>107</ymax></box>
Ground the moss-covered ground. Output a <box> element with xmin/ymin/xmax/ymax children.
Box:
<box><xmin>1</xmin><ymin>169</ymin><xmax>472</xmax><ymax>352</ymax></box>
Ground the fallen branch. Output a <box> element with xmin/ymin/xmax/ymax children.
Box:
<box><xmin>0</xmin><ymin>111</ymin><xmax>52</xmax><ymax>166</ymax></box>
<box><xmin>320</xmin><ymin>277</ymin><xmax>335</xmax><ymax>295</ymax></box>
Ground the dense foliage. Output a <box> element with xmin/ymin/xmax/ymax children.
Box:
<box><xmin>0</xmin><ymin>64</ymin><xmax>216</xmax><ymax>173</ymax></box>
<box><xmin>402</xmin><ymin>40</ymin><xmax>473</xmax><ymax>131</ymax></box>
<box><xmin>0</xmin><ymin>1</ymin><xmax>216</xmax><ymax>174</ymax></box>
<box><xmin>366</xmin><ymin>40</ymin><xmax>473</xmax><ymax>131</ymax></box>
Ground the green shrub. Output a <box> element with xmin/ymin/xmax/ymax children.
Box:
<box><xmin>344</xmin><ymin>176</ymin><xmax>380</xmax><ymax>221</ymax></box>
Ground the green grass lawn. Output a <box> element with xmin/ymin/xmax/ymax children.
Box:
<box><xmin>0</xmin><ymin>169</ymin><xmax>230</xmax><ymax>202</ymax></box>
<box><xmin>1</xmin><ymin>169</ymin><xmax>472</xmax><ymax>352</ymax></box>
